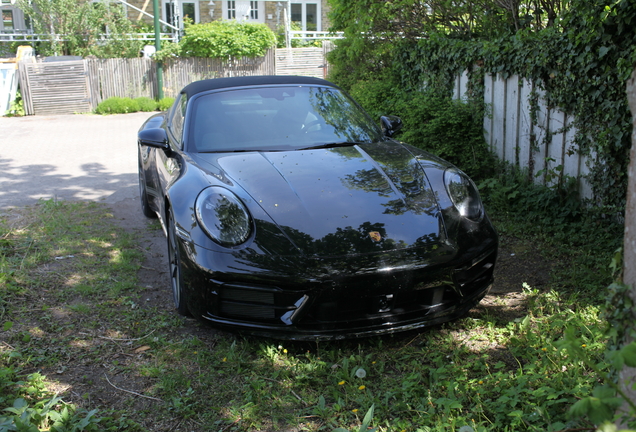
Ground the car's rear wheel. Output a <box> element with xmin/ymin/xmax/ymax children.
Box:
<box><xmin>168</xmin><ymin>210</ymin><xmax>190</xmax><ymax>316</ymax></box>
<box><xmin>138</xmin><ymin>156</ymin><xmax>157</xmax><ymax>219</ymax></box>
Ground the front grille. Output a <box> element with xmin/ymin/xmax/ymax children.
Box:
<box><xmin>220</xmin><ymin>302</ymin><xmax>276</xmax><ymax>320</ymax></box>
<box><xmin>452</xmin><ymin>249</ymin><xmax>497</xmax><ymax>296</ymax></box>
<box><xmin>220</xmin><ymin>288</ymin><xmax>275</xmax><ymax>304</ymax></box>
<box><xmin>307</xmin><ymin>280</ymin><xmax>456</xmax><ymax>326</ymax></box>
<box><xmin>213</xmin><ymin>282</ymin><xmax>306</xmax><ymax>323</ymax></box>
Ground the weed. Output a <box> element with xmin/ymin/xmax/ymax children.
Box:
<box><xmin>0</xmin><ymin>189</ymin><xmax>630</xmax><ymax>431</ymax></box>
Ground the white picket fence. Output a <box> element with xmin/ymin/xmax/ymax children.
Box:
<box><xmin>454</xmin><ymin>72</ymin><xmax>593</xmax><ymax>199</ymax></box>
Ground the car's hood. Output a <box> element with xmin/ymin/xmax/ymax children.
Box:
<box><xmin>192</xmin><ymin>142</ymin><xmax>446</xmax><ymax>256</ymax></box>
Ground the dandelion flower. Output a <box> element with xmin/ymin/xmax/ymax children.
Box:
<box><xmin>222</xmin><ymin>357</ymin><xmax>227</xmax><ymax>362</ymax></box>
<box><xmin>283</xmin><ymin>349</ymin><xmax>288</xmax><ymax>354</ymax></box>
<box><xmin>352</xmin><ymin>409</ymin><xmax>358</xmax><ymax>413</ymax></box>
<box><xmin>581</xmin><ymin>344</ymin><xmax>587</xmax><ymax>348</ymax></box>
<box><xmin>355</xmin><ymin>368</ymin><xmax>367</xmax><ymax>378</ymax></box>
<box><xmin>478</xmin><ymin>380</ymin><xmax>483</xmax><ymax>385</ymax></box>
<box><xmin>358</xmin><ymin>385</ymin><xmax>366</xmax><ymax>390</ymax></box>
<box><xmin>338</xmin><ymin>380</ymin><xmax>345</xmax><ymax>385</ymax></box>
<box><xmin>542</xmin><ymin>347</ymin><xmax>547</xmax><ymax>352</ymax></box>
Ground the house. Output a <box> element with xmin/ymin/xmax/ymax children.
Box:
<box><xmin>153</xmin><ymin>1</ymin><xmax>331</xmax><ymax>34</ymax></box>
<box><xmin>1</xmin><ymin>0</ymin><xmax>27</xmax><ymax>33</ymax></box>
<box><xmin>1</xmin><ymin>0</ymin><xmax>331</xmax><ymax>37</ymax></box>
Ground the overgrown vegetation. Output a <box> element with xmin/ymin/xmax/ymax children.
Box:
<box><xmin>14</xmin><ymin>0</ymin><xmax>145</xmax><ymax>57</ymax></box>
<box><xmin>0</xmin><ymin>201</ymin><xmax>145</xmax><ymax>430</ymax></box>
<box><xmin>95</xmin><ymin>96</ymin><xmax>174</xmax><ymax>115</ymax></box>
<box><xmin>349</xmin><ymin>80</ymin><xmax>494</xmax><ymax>180</ymax></box>
<box><xmin>0</xmin><ymin>181</ymin><xmax>632</xmax><ymax>430</ymax></box>
<box><xmin>327</xmin><ymin>0</ymin><xmax>636</xmax><ymax>212</ymax></box>
<box><xmin>4</xmin><ymin>90</ymin><xmax>25</xmax><ymax>117</ymax></box>
<box><xmin>154</xmin><ymin>20</ymin><xmax>276</xmax><ymax>61</ymax></box>
<box><xmin>326</xmin><ymin>7</ymin><xmax>636</xmax><ymax>425</ymax></box>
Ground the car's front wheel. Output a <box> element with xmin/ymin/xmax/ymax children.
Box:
<box><xmin>168</xmin><ymin>210</ymin><xmax>190</xmax><ymax>316</ymax></box>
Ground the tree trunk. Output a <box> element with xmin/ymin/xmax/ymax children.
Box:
<box><xmin>620</xmin><ymin>67</ymin><xmax>636</xmax><ymax>427</ymax></box>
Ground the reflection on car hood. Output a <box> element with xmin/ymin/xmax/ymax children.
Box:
<box><xmin>193</xmin><ymin>142</ymin><xmax>446</xmax><ymax>256</ymax></box>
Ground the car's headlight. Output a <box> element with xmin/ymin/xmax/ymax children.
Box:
<box><xmin>443</xmin><ymin>167</ymin><xmax>483</xmax><ymax>221</ymax></box>
<box><xmin>195</xmin><ymin>187</ymin><xmax>252</xmax><ymax>246</ymax></box>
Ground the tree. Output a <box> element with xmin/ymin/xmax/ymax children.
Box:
<box><xmin>620</xmin><ymin>67</ymin><xmax>636</xmax><ymax>429</ymax></box>
<box><xmin>16</xmin><ymin>0</ymin><xmax>143</xmax><ymax>57</ymax></box>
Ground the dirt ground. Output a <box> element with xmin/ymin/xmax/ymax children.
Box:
<box><xmin>33</xmin><ymin>196</ymin><xmax>552</xmax><ymax>430</ymax></box>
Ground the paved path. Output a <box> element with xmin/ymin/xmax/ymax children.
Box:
<box><xmin>0</xmin><ymin>112</ymin><xmax>152</xmax><ymax>209</ymax></box>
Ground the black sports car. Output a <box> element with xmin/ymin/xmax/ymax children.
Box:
<box><xmin>137</xmin><ymin>75</ymin><xmax>497</xmax><ymax>340</ymax></box>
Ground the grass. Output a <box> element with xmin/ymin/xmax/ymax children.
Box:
<box><xmin>0</xmin><ymin>198</ymin><xmax>629</xmax><ymax>431</ymax></box>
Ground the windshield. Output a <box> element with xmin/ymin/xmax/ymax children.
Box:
<box><xmin>187</xmin><ymin>85</ymin><xmax>384</xmax><ymax>152</ymax></box>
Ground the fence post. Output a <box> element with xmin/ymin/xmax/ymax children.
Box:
<box><xmin>152</xmin><ymin>0</ymin><xmax>164</xmax><ymax>100</ymax></box>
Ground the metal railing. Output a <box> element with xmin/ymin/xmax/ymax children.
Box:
<box><xmin>0</xmin><ymin>32</ymin><xmax>177</xmax><ymax>43</ymax></box>
<box><xmin>289</xmin><ymin>31</ymin><xmax>344</xmax><ymax>40</ymax></box>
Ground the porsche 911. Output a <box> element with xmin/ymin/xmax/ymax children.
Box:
<box><xmin>137</xmin><ymin>75</ymin><xmax>498</xmax><ymax>340</ymax></box>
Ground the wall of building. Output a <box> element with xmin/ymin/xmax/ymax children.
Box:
<box><xmin>124</xmin><ymin>1</ymin><xmax>329</xmax><ymax>33</ymax></box>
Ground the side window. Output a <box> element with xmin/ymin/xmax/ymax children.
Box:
<box><xmin>170</xmin><ymin>94</ymin><xmax>187</xmax><ymax>147</ymax></box>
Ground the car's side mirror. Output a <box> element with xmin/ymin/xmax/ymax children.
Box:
<box><xmin>380</xmin><ymin>115</ymin><xmax>403</xmax><ymax>138</ymax></box>
<box><xmin>138</xmin><ymin>128</ymin><xmax>169</xmax><ymax>150</ymax></box>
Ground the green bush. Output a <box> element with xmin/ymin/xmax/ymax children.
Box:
<box><xmin>395</xmin><ymin>94</ymin><xmax>494</xmax><ymax>180</ymax></box>
<box><xmin>158</xmin><ymin>97</ymin><xmax>174</xmax><ymax>111</ymax></box>
<box><xmin>134</xmin><ymin>97</ymin><xmax>158</xmax><ymax>112</ymax></box>
<box><xmin>178</xmin><ymin>21</ymin><xmax>276</xmax><ymax>59</ymax></box>
<box><xmin>152</xmin><ymin>42</ymin><xmax>181</xmax><ymax>62</ymax></box>
<box><xmin>349</xmin><ymin>80</ymin><xmax>494</xmax><ymax>180</ymax></box>
<box><xmin>95</xmin><ymin>97</ymin><xmax>140</xmax><ymax>114</ymax></box>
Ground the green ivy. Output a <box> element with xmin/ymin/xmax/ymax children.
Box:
<box><xmin>327</xmin><ymin>0</ymin><xmax>635</xmax><ymax>210</ymax></box>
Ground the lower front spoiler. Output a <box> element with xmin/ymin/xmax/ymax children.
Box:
<box><xmin>199</xmin><ymin>282</ymin><xmax>491</xmax><ymax>341</ymax></box>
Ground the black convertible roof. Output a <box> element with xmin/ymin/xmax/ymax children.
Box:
<box><xmin>181</xmin><ymin>75</ymin><xmax>336</xmax><ymax>98</ymax></box>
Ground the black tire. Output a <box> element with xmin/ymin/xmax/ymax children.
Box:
<box><xmin>168</xmin><ymin>211</ymin><xmax>191</xmax><ymax>316</ymax></box>
<box><xmin>138</xmin><ymin>158</ymin><xmax>157</xmax><ymax>219</ymax></box>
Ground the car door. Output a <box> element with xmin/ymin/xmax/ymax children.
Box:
<box><xmin>154</xmin><ymin>94</ymin><xmax>187</xmax><ymax>215</ymax></box>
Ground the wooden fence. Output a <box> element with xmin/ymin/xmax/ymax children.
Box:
<box><xmin>275</xmin><ymin>47</ymin><xmax>325</xmax><ymax>78</ymax></box>
<box><xmin>454</xmin><ymin>72</ymin><xmax>593</xmax><ymax>200</ymax></box>
<box><xmin>163</xmin><ymin>50</ymin><xmax>276</xmax><ymax>98</ymax></box>
<box><xmin>18</xmin><ymin>60</ymin><xmax>92</xmax><ymax>115</ymax></box>
<box><xmin>17</xmin><ymin>47</ymin><xmax>335</xmax><ymax>114</ymax></box>
<box><xmin>18</xmin><ymin>48</ymin><xmax>285</xmax><ymax>115</ymax></box>
<box><xmin>86</xmin><ymin>57</ymin><xmax>156</xmax><ymax>102</ymax></box>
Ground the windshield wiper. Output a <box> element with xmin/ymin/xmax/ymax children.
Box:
<box><xmin>299</xmin><ymin>142</ymin><xmax>363</xmax><ymax>150</ymax></box>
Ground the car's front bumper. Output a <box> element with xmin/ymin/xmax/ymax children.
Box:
<box><xmin>178</xmin><ymin>238</ymin><xmax>497</xmax><ymax>340</ymax></box>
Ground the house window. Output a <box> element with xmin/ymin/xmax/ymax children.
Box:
<box><xmin>223</xmin><ymin>1</ymin><xmax>262</xmax><ymax>23</ymax></box>
<box><xmin>249</xmin><ymin>1</ymin><xmax>258</xmax><ymax>20</ymax></box>
<box><xmin>227</xmin><ymin>1</ymin><xmax>235</xmax><ymax>19</ymax></box>
<box><xmin>2</xmin><ymin>10</ymin><xmax>13</xmax><ymax>30</ymax></box>
<box><xmin>291</xmin><ymin>2</ymin><xmax>319</xmax><ymax>32</ymax></box>
<box><xmin>164</xmin><ymin>0</ymin><xmax>199</xmax><ymax>27</ymax></box>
